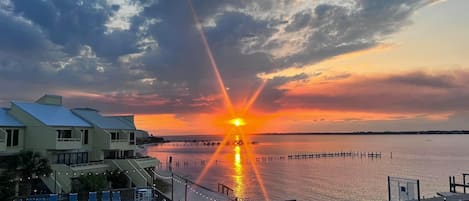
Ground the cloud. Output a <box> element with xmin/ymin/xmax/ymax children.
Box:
<box><xmin>268</xmin><ymin>113</ymin><xmax>469</xmax><ymax>133</ymax></box>
<box><xmin>385</xmin><ymin>72</ymin><xmax>457</xmax><ymax>88</ymax></box>
<box><xmin>278</xmin><ymin>70</ymin><xmax>469</xmax><ymax>114</ymax></box>
<box><xmin>0</xmin><ymin>8</ymin><xmax>56</xmax><ymax>58</ymax></box>
<box><xmin>0</xmin><ymin>0</ymin><xmax>437</xmax><ymax>117</ymax></box>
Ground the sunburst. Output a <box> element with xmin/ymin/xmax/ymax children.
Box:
<box><xmin>188</xmin><ymin>0</ymin><xmax>271</xmax><ymax>200</ymax></box>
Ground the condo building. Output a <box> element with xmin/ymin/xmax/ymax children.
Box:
<box><xmin>0</xmin><ymin>95</ymin><xmax>158</xmax><ymax>193</ymax></box>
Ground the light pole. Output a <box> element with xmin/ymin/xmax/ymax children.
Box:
<box><xmin>54</xmin><ymin>170</ymin><xmax>57</xmax><ymax>194</ymax></box>
<box><xmin>171</xmin><ymin>173</ymin><xmax>174</xmax><ymax>201</ymax></box>
<box><xmin>184</xmin><ymin>179</ymin><xmax>188</xmax><ymax>201</ymax></box>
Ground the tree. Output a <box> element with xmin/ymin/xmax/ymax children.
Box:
<box><xmin>0</xmin><ymin>174</ymin><xmax>15</xmax><ymax>200</ymax></box>
<box><xmin>77</xmin><ymin>174</ymin><xmax>108</xmax><ymax>192</ymax></box>
<box><xmin>3</xmin><ymin>151</ymin><xmax>52</xmax><ymax>196</ymax></box>
<box><xmin>106</xmin><ymin>170</ymin><xmax>129</xmax><ymax>189</ymax></box>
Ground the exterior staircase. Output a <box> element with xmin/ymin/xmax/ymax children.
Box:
<box><xmin>40</xmin><ymin>158</ymin><xmax>158</xmax><ymax>194</ymax></box>
<box><xmin>40</xmin><ymin>164</ymin><xmax>73</xmax><ymax>193</ymax></box>
<box><xmin>110</xmin><ymin>159</ymin><xmax>154</xmax><ymax>187</ymax></box>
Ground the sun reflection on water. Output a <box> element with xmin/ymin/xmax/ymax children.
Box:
<box><xmin>233</xmin><ymin>144</ymin><xmax>244</xmax><ymax>198</ymax></box>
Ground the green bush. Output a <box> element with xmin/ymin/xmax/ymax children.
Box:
<box><xmin>77</xmin><ymin>174</ymin><xmax>108</xmax><ymax>192</ymax></box>
<box><xmin>106</xmin><ymin>170</ymin><xmax>129</xmax><ymax>189</ymax></box>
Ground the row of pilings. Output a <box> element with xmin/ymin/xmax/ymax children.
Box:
<box><xmin>162</xmin><ymin>151</ymin><xmax>385</xmax><ymax>169</ymax></box>
<box><xmin>286</xmin><ymin>151</ymin><xmax>382</xmax><ymax>160</ymax></box>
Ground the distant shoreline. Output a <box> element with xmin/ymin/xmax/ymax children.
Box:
<box><xmin>256</xmin><ymin>130</ymin><xmax>469</xmax><ymax>135</ymax></box>
<box><xmin>159</xmin><ymin>130</ymin><xmax>469</xmax><ymax>138</ymax></box>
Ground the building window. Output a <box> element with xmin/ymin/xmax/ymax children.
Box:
<box><xmin>81</xmin><ymin>129</ymin><xmax>89</xmax><ymax>145</ymax></box>
<box><xmin>57</xmin><ymin>130</ymin><xmax>72</xmax><ymax>139</ymax></box>
<box><xmin>57</xmin><ymin>154</ymin><xmax>64</xmax><ymax>164</ymax></box>
<box><xmin>83</xmin><ymin>152</ymin><xmax>88</xmax><ymax>163</ymax></box>
<box><xmin>110</xmin><ymin>132</ymin><xmax>119</xmax><ymax>140</ymax></box>
<box><xmin>77</xmin><ymin>152</ymin><xmax>82</xmax><ymax>163</ymax></box>
<box><xmin>5</xmin><ymin>129</ymin><xmax>19</xmax><ymax>147</ymax></box>
<box><xmin>12</xmin><ymin>130</ymin><xmax>19</xmax><ymax>146</ymax></box>
<box><xmin>56</xmin><ymin>152</ymin><xmax>89</xmax><ymax>165</ymax></box>
<box><xmin>6</xmin><ymin>129</ymin><xmax>12</xmax><ymax>147</ymax></box>
<box><xmin>64</xmin><ymin>153</ymin><xmax>70</xmax><ymax>165</ymax></box>
<box><xmin>129</xmin><ymin>132</ymin><xmax>135</xmax><ymax>145</ymax></box>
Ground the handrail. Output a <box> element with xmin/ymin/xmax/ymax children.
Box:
<box><xmin>135</xmin><ymin>157</ymin><xmax>154</xmax><ymax>161</ymax></box>
<box><xmin>54</xmin><ymin>177</ymin><xmax>64</xmax><ymax>193</ymax></box>
<box><xmin>127</xmin><ymin>159</ymin><xmax>149</xmax><ymax>185</ymax></box>
<box><xmin>57</xmin><ymin>137</ymin><xmax>81</xmax><ymax>142</ymax></box>
<box><xmin>111</xmin><ymin>139</ymin><xmax>128</xmax><ymax>143</ymax></box>
<box><xmin>69</xmin><ymin>161</ymin><xmax>105</xmax><ymax>168</ymax></box>
<box><xmin>111</xmin><ymin>160</ymin><xmax>135</xmax><ymax>185</ymax></box>
<box><xmin>103</xmin><ymin>130</ymin><xmax>130</xmax><ymax>143</ymax></box>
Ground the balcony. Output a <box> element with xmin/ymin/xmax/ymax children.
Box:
<box><xmin>109</xmin><ymin>138</ymin><xmax>130</xmax><ymax>150</ymax></box>
<box><xmin>134</xmin><ymin>157</ymin><xmax>159</xmax><ymax>169</ymax></box>
<box><xmin>55</xmin><ymin>137</ymin><xmax>82</xmax><ymax>150</ymax></box>
<box><xmin>99</xmin><ymin>130</ymin><xmax>136</xmax><ymax>150</ymax></box>
<box><xmin>69</xmin><ymin>161</ymin><xmax>110</xmax><ymax>174</ymax></box>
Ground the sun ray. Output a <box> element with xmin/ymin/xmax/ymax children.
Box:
<box><xmin>187</xmin><ymin>1</ymin><xmax>271</xmax><ymax>200</ymax></box>
<box><xmin>188</xmin><ymin>0</ymin><xmax>235</xmax><ymax>116</ymax></box>
<box><xmin>195</xmin><ymin>127</ymin><xmax>234</xmax><ymax>184</ymax></box>
<box><xmin>242</xmin><ymin>79</ymin><xmax>268</xmax><ymax>115</ymax></box>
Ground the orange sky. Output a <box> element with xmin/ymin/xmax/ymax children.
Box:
<box><xmin>133</xmin><ymin>0</ymin><xmax>469</xmax><ymax>135</ymax></box>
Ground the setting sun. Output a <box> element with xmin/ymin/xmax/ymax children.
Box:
<box><xmin>230</xmin><ymin>118</ymin><xmax>246</xmax><ymax>127</ymax></box>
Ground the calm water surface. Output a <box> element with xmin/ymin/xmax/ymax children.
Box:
<box><xmin>145</xmin><ymin>134</ymin><xmax>469</xmax><ymax>201</ymax></box>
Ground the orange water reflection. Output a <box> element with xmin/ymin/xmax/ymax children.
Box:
<box><xmin>233</xmin><ymin>145</ymin><xmax>244</xmax><ymax>198</ymax></box>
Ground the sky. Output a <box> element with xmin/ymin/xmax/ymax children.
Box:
<box><xmin>0</xmin><ymin>0</ymin><xmax>468</xmax><ymax>135</ymax></box>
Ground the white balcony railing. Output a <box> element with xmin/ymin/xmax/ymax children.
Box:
<box><xmin>57</xmin><ymin>138</ymin><xmax>81</xmax><ymax>142</ymax></box>
<box><xmin>69</xmin><ymin>161</ymin><xmax>105</xmax><ymax>168</ymax></box>
<box><xmin>111</xmin><ymin>139</ymin><xmax>128</xmax><ymax>143</ymax></box>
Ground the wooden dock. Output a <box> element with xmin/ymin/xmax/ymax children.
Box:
<box><xmin>421</xmin><ymin>192</ymin><xmax>469</xmax><ymax>201</ymax></box>
<box><xmin>420</xmin><ymin>173</ymin><xmax>469</xmax><ymax>201</ymax></box>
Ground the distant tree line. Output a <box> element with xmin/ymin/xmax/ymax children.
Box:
<box><xmin>136</xmin><ymin>136</ymin><xmax>167</xmax><ymax>145</ymax></box>
<box><xmin>259</xmin><ymin>130</ymin><xmax>469</xmax><ymax>135</ymax></box>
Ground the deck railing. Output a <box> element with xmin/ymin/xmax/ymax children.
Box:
<box><xmin>69</xmin><ymin>161</ymin><xmax>105</xmax><ymax>168</ymax></box>
<box><xmin>111</xmin><ymin>139</ymin><xmax>128</xmax><ymax>143</ymax></box>
<box><xmin>57</xmin><ymin>137</ymin><xmax>81</xmax><ymax>142</ymax></box>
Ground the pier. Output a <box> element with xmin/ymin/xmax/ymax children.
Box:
<box><xmin>388</xmin><ymin>173</ymin><xmax>469</xmax><ymax>201</ymax></box>
<box><xmin>448</xmin><ymin>173</ymin><xmax>469</xmax><ymax>194</ymax></box>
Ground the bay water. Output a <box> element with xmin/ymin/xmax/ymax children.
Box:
<box><xmin>145</xmin><ymin>134</ymin><xmax>469</xmax><ymax>201</ymax></box>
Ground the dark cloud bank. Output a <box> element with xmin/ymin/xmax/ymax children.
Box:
<box><xmin>2</xmin><ymin>0</ymin><xmax>465</xmax><ymax>123</ymax></box>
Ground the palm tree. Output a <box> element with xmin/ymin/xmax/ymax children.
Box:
<box><xmin>4</xmin><ymin>151</ymin><xmax>52</xmax><ymax>196</ymax></box>
<box><xmin>0</xmin><ymin>174</ymin><xmax>15</xmax><ymax>200</ymax></box>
